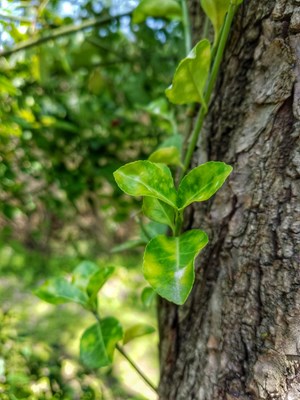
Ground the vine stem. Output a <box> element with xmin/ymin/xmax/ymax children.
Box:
<box><xmin>181</xmin><ymin>0</ymin><xmax>192</xmax><ymax>54</ymax></box>
<box><xmin>181</xmin><ymin>3</ymin><xmax>238</xmax><ymax>177</ymax></box>
<box><xmin>93</xmin><ymin>312</ymin><xmax>157</xmax><ymax>394</ymax></box>
<box><xmin>115</xmin><ymin>344</ymin><xmax>158</xmax><ymax>393</ymax></box>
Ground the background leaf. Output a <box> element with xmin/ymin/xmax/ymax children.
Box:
<box><xmin>141</xmin><ymin>287</ymin><xmax>156</xmax><ymax>308</ymax></box>
<box><xmin>35</xmin><ymin>277</ymin><xmax>88</xmax><ymax>306</ymax></box>
<box><xmin>72</xmin><ymin>261</ymin><xmax>99</xmax><ymax>291</ymax></box>
<box><xmin>114</xmin><ymin>161</ymin><xmax>177</xmax><ymax>208</ymax></box>
<box><xmin>123</xmin><ymin>323</ymin><xmax>155</xmax><ymax>345</ymax></box>
<box><xmin>165</xmin><ymin>39</ymin><xmax>211</xmax><ymax>107</ymax></box>
<box><xmin>177</xmin><ymin>161</ymin><xmax>232</xmax><ymax>210</ymax></box>
<box><xmin>133</xmin><ymin>0</ymin><xmax>182</xmax><ymax>24</ymax></box>
<box><xmin>143</xmin><ymin>230</ymin><xmax>208</xmax><ymax>305</ymax></box>
<box><xmin>80</xmin><ymin>317</ymin><xmax>123</xmax><ymax>369</ymax></box>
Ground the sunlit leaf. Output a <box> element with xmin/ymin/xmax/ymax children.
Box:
<box><xmin>87</xmin><ymin>266</ymin><xmax>115</xmax><ymax>299</ymax></box>
<box><xmin>166</xmin><ymin>39</ymin><xmax>211</xmax><ymax>108</ymax></box>
<box><xmin>143</xmin><ymin>230</ymin><xmax>208</xmax><ymax>305</ymax></box>
<box><xmin>133</xmin><ymin>0</ymin><xmax>182</xmax><ymax>24</ymax></box>
<box><xmin>148</xmin><ymin>134</ymin><xmax>183</xmax><ymax>167</ymax></box>
<box><xmin>35</xmin><ymin>277</ymin><xmax>88</xmax><ymax>307</ymax></box>
<box><xmin>141</xmin><ymin>287</ymin><xmax>156</xmax><ymax>308</ymax></box>
<box><xmin>72</xmin><ymin>261</ymin><xmax>99</xmax><ymax>291</ymax></box>
<box><xmin>177</xmin><ymin>161</ymin><xmax>232</xmax><ymax>210</ymax></box>
<box><xmin>80</xmin><ymin>318</ymin><xmax>123</xmax><ymax>369</ymax></box>
<box><xmin>143</xmin><ymin>197</ymin><xmax>175</xmax><ymax>231</ymax></box>
<box><xmin>123</xmin><ymin>324</ymin><xmax>155</xmax><ymax>345</ymax></box>
<box><xmin>114</xmin><ymin>161</ymin><xmax>177</xmax><ymax>208</ymax></box>
<box><xmin>200</xmin><ymin>0</ymin><xmax>230</xmax><ymax>41</ymax></box>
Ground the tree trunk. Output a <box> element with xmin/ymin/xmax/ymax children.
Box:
<box><xmin>158</xmin><ymin>1</ymin><xmax>300</xmax><ymax>399</ymax></box>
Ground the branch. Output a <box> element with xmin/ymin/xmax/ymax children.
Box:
<box><xmin>0</xmin><ymin>12</ymin><xmax>131</xmax><ymax>57</ymax></box>
<box><xmin>0</xmin><ymin>12</ymin><xmax>33</xmax><ymax>23</ymax></box>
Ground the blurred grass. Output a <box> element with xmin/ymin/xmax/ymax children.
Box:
<box><xmin>0</xmin><ymin>236</ymin><xmax>158</xmax><ymax>400</ymax></box>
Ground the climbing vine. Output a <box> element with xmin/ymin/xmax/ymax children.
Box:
<box><xmin>36</xmin><ymin>0</ymin><xmax>244</xmax><ymax>394</ymax></box>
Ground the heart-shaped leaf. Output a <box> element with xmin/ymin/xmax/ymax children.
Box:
<box><xmin>133</xmin><ymin>0</ymin><xmax>182</xmax><ymax>24</ymax></box>
<box><xmin>200</xmin><ymin>0</ymin><xmax>230</xmax><ymax>41</ymax></box>
<box><xmin>123</xmin><ymin>323</ymin><xmax>155</xmax><ymax>345</ymax></box>
<box><xmin>80</xmin><ymin>317</ymin><xmax>123</xmax><ymax>369</ymax></box>
<box><xmin>165</xmin><ymin>39</ymin><xmax>211</xmax><ymax>108</ymax></box>
<box><xmin>35</xmin><ymin>277</ymin><xmax>88</xmax><ymax>307</ymax></box>
<box><xmin>177</xmin><ymin>161</ymin><xmax>232</xmax><ymax>210</ymax></box>
<box><xmin>114</xmin><ymin>161</ymin><xmax>177</xmax><ymax>208</ymax></box>
<box><xmin>143</xmin><ymin>230</ymin><xmax>208</xmax><ymax>305</ymax></box>
<box><xmin>143</xmin><ymin>197</ymin><xmax>175</xmax><ymax>231</ymax></box>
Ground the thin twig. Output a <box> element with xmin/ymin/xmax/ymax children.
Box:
<box><xmin>0</xmin><ymin>12</ymin><xmax>131</xmax><ymax>57</ymax></box>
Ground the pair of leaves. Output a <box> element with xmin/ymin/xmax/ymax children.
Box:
<box><xmin>132</xmin><ymin>0</ymin><xmax>182</xmax><ymax>24</ymax></box>
<box><xmin>114</xmin><ymin>160</ymin><xmax>232</xmax><ymax>230</ymax></box>
<box><xmin>35</xmin><ymin>261</ymin><xmax>114</xmax><ymax>310</ymax></box>
<box><xmin>143</xmin><ymin>230</ymin><xmax>208</xmax><ymax>305</ymax></box>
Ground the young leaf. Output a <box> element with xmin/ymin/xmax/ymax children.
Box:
<box><xmin>140</xmin><ymin>221</ymin><xmax>168</xmax><ymax>242</ymax></box>
<box><xmin>72</xmin><ymin>261</ymin><xmax>99</xmax><ymax>291</ymax></box>
<box><xmin>200</xmin><ymin>0</ymin><xmax>230</xmax><ymax>41</ymax></box>
<box><xmin>141</xmin><ymin>287</ymin><xmax>156</xmax><ymax>308</ymax></box>
<box><xmin>35</xmin><ymin>277</ymin><xmax>88</xmax><ymax>307</ymax></box>
<box><xmin>80</xmin><ymin>317</ymin><xmax>123</xmax><ymax>369</ymax></box>
<box><xmin>113</xmin><ymin>161</ymin><xmax>177</xmax><ymax>208</ymax></box>
<box><xmin>165</xmin><ymin>39</ymin><xmax>211</xmax><ymax>108</ymax></box>
<box><xmin>143</xmin><ymin>230</ymin><xmax>208</xmax><ymax>305</ymax></box>
<box><xmin>143</xmin><ymin>197</ymin><xmax>175</xmax><ymax>231</ymax></box>
<box><xmin>123</xmin><ymin>324</ymin><xmax>155</xmax><ymax>345</ymax></box>
<box><xmin>177</xmin><ymin>161</ymin><xmax>232</xmax><ymax>210</ymax></box>
<box><xmin>132</xmin><ymin>0</ymin><xmax>182</xmax><ymax>24</ymax></box>
<box><xmin>148</xmin><ymin>134</ymin><xmax>183</xmax><ymax>167</ymax></box>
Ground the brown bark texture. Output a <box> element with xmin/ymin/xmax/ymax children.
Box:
<box><xmin>158</xmin><ymin>1</ymin><xmax>300</xmax><ymax>399</ymax></box>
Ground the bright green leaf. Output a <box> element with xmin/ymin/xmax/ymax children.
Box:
<box><xmin>113</xmin><ymin>161</ymin><xmax>177</xmax><ymax>208</ymax></box>
<box><xmin>80</xmin><ymin>317</ymin><xmax>123</xmax><ymax>369</ymax></box>
<box><xmin>133</xmin><ymin>0</ymin><xmax>182</xmax><ymax>24</ymax></box>
<box><xmin>165</xmin><ymin>39</ymin><xmax>211</xmax><ymax>107</ymax></box>
<box><xmin>143</xmin><ymin>197</ymin><xmax>175</xmax><ymax>231</ymax></box>
<box><xmin>35</xmin><ymin>277</ymin><xmax>88</xmax><ymax>307</ymax></box>
<box><xmin>177</xmin><ymin>161</ymin><xmax>232</xmax><ymax>210</ymax></box>
<box><xmin>200</xmin><ymin>0</ymin><xmax>230</xmax><ymax>41</ymax></box>
<box><xmin>148</xmin><ymin>134</ymin><xmax>183</xmax><ymax>167</ymax></box>
<box><xmin>141</xmin><ymin>287</ymin><xmax>156</xmax><ymax>308</ymax></box>
<box><xmin>143</xmin><ymin>230</ymin><xmax>208</xmax><ymax>305</ymax></box>
<box><xmin>87</xmin><ymin>266</ymin><xmax>115</xmax><ymax>299</ymax></box>
<box><xmin>123</xmin><ymin>324</ymin><xmax>155</xmax><ymax>345</ymax></box>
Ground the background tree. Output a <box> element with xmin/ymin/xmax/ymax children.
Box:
<box><xmin>159</xmin><ymin>0</ymin><xmax>300</xmax><ymax>399</ymax></box>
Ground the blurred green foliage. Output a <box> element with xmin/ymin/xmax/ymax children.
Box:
<box><xmin>0</xmin><ymin>0</ymin><xmax>185</xmax><ymax>398</ymax></box>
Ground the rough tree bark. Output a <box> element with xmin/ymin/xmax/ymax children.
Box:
<box><xmin>158</xmin><ymin>1</ymin><xmax>300</xmax><ymax>399</ymax></box>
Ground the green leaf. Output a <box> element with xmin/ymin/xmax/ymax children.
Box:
<box><xmin>133</xmin><ymin>0</ymin><xmax>182</xmax><ymax>24</ymax></box>
<box><xmin>80</xmin><ymin>317</ymin><xmax>123</xmax><ymax>369</ymax></box>
<box><xmin>35</xmin><ymin>277</ymin><xmax>88</xmax><ymax>307</ymax></box>
<box><xmin>72</xmin><ymin>261</ymin><xmax>99</xmax><ymax>291</ymax></box>
<box><xmin>113</xmin><ymin>161</ymin><xmax>177</xmax><ymax>208</ymax></box>
<box><xmin>177</xmin><ymin>161</ymin><xmax>232</xmax><ymax>210</ymax></box>
<box><xmin>87</xmin><ymin>266</ymin><xmax>115</xmax><ymax>299</ymax></box>
<box><xmin>140</xmin><ymin>221</ymin><xmax>168</xmax><ymax>242</ymax></box>
<box><xmin>165</xmin><ymin>39</ymin><xmax>211</xmax><ymax>108</ymax></box>
<box><xmin>141</xmin><ymin>287</ymin><xmax>156</xmax><ymax>308</ymax></box>
<box><xmin>200</xmin><ymin>0</ymin><xmax>230</xmax><ymax>41</ymax></box>
<box><xmin>123</xmin><ymin>324</ymin><xmax>155</xmax><ymax>345</ymax></box>
<box><xmin>143</xmin><ymin>197</ymin><xmax>175</xmax><ymax>231</ymax></box>
<box><xmin>143</xmin><ymin>230</ymin><xmax>208</xmax><ymax>305</ymax></box>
